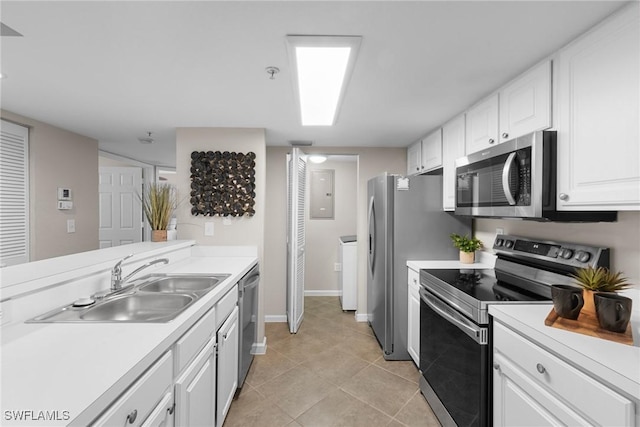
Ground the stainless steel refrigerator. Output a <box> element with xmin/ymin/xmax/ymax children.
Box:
<box><xmin>367</xmin><ymin>174</ymin><xmax>471</xmax><ymax>360</ymax></box>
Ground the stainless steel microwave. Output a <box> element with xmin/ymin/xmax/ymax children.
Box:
<box><xmin>454</xmin><ymin>131</ymin><xmax>616</xmax><ymax>222</ymax></box>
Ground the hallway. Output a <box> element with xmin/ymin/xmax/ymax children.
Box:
<box><xmin>225</xmin><ymin>296</ymin><xmax>441</xmax><ymax>426</ymax></box>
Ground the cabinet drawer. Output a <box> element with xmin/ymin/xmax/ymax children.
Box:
<box><xmin>175</xmin><ymin>307</ymin><xmax>216</xmax><ymax>374</ymax></box>
<box><xmin>92</xmin><ymin>351</ymin><xmax>173</xmax><ymax>427</ymax></box>
<box><xmin>216</xmin><ymin>285</ymin><xmax>238</xmax><ymax>328</ymax></box>
<box><xmin>494</xmin><ymin>322</ymin><xmax>634</xmax><ymax>426</ymax></box>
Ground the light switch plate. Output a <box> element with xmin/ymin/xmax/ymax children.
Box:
<box><xmin>67</xmin><ymin>219</ymin><xmax>76</xmax><ymax>233</ymax></box>
<box><xmin>204</xmin><ymin>222</ymin><xmax>214</xmax><ymax>236</ymax></box>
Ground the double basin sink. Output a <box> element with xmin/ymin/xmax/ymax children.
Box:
<box><xmin>28</xmin><ymin>274</ymin><xmax>230</xmax><ymax>323</ymax></box>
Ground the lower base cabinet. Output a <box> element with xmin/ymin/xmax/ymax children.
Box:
<box><xmin>407</xmin><ymin>267</ymin><xmax>420</xmax><ymax>366</ymax></box>
<box><xmin>175</xmin><ymin>339</ymin><xmax>217</xmax><ymax>426</ymax></box>
<box><xmin>216</xmin><ymin>306</ymin><xmax>239</xmax><ymax>427</ymax></box>
<box><xmin>493</xmin><ymin>322</ymin><xmax>635</xmax><ymax>426</ymax></box>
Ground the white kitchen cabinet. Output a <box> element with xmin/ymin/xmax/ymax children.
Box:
<box><xmin>407</xmin><ymin>140</ymin><xmax>422</xmax><ymax>175</ymax></box>
<box><xmin>141</xmin><ymin>391</ymin><xmax>174</xmax><ymax>427</ymax></box>
<box><xmin>421</xmin><ymin>129</ymin><xmax>443</xmax><ymax>172</ymax></box>
<box><xmin>442</xmin><ymin>114</ymin><xmax>465</xmax><ymax>211</ymax></box>
<box><xmin>216</xmin><ymin>306</ymin><xmax>239</xmax><ymax>427</ymax></box>
<box><xmin>465</xmin><ymin>94</ymin><xmax>499</xmax><ymax>154</ymax></box>
<box><xmin>556</xmin><ymin>3</ymin><xmax>640</xmax><ymax>210</ymax></box>
<box><xmin>493</xmin><ymin>322</ymin><xmax>635</xmax><ymax>427</ymax></box>
<box><xmin>406</xmin><ymin>129</ymin><xmax>443</xmax><ymax>175</ymax></box>
<box><xmin>407</xmin><ymin>267</ymin><xmax>420</xmax><ymax>367</ymax></box>
<box><xmin>175</xmin><ymin>339</ymin><xmax>217</xmax><ymax>427</ymax></box>
<box><xmin>93</xmin><ymin>352</ymin><xmax>173</xmax><ymax>427</ymax></box>
<box><xmin>499</xmin><ymin>60</ymin><xmax>551</xmax><ymax>143</ymax></box>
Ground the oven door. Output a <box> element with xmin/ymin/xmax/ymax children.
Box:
<box><xmin>419</xmin><ymin>287</ymin><xmax>489</xmax><ymax>427</ymax></box>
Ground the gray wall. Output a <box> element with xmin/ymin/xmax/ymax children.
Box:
<box><xmin>1</xmin><ymin>110</ymin><xmax>99</xmax><ymax>261</ymax></box>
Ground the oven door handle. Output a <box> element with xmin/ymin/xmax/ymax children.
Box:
<box><xmin>502</xmin><ymin>152</ymin><xmax>518</xmax><ymax>206</ymax></box>
<box><xmin>420</xmin><ymin>289</ymin><xmax>487</xmax><ymax>345</ymax></box>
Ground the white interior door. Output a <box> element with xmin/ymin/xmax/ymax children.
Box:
<box><xmin>286</xmin><ymin>148</ymin><xmax>306</xmax><ymax>333</ymax></box>
<box><xmin>99</xmin><ymin>167</ymin><xmax>143</xmax><ymax>248</ymax></box>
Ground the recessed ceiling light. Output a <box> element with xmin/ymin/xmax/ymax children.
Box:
<box><xmin>287</xmin><ymin>35</ymin><xmax>361</xmax><ymax>126</ymax></box>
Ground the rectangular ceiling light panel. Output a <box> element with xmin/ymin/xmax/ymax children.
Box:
<box><xmin>287</xmin><ymin>36</ymin><xmax>362</xmax><ymax>126</ymax></box>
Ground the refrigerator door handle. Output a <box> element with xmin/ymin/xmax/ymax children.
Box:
<box><xmin>368</xmin><ymin>196</ymin><xmax>376</xmax><ymax>275</ymax></box>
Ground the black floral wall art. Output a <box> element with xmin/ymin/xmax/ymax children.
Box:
<box><xmin>190</xmin><ymin>151</ymin><xmax>256</xmax><ymax>217</ymax></box>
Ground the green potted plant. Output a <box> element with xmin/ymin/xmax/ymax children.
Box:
<box><xmin>141</xmin><ymin>183</ymin><xmax>177</xmax><ymax>242</ymax></box>
<box><xmin>571</xmin><ymin>266</ymin><xmax>631</xmax><ymax>315</ymax></box>
<box><xmin>450</xmin><ymin>233</ymin><xmax>483</xmax><ymax>264</ymax></box>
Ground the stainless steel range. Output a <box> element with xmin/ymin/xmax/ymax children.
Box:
<box><xmin>418</xmin><ymin>234</ymin><xmax>610</xmax><ymax>427</ymax></box>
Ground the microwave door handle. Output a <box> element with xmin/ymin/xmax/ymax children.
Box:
<box><xmin>502</xmin><ymin>152</ymin><xmax>518</xmax><ymax>205</ymax></box>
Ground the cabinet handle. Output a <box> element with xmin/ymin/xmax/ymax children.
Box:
<box><xmin>502</xmin><ymin>132</ymin><xmax>509</xmax><ymax>139</ymax></box>
<box><xmin>493</xmin><ymin>362</ymin><xmax>501</xmax><ymax>372</ymax></box>
<box><xmin>559</xmin><ymin>193</ymin><xmax>569</xmax><ymax>201</ymax></box>
<box><xmin>416</xmin><ymin>167</ymin><xmax>420</xmax><ymax>171</ymax></box>
<box><xmin>126</xmin><ymin>409</ymin><xmax>137</xmax><ymax>424</ymax></box>
<box><xmin>488</xmin><ymin>138</ymin><xmax>495</xmax><ymax>144</ymax></box>
<box><xmin>167</xmin><ymin>403</ymin><xmax>176</xmax><ymax>415</ymax></box>
<box><xmin>536</xmin><ymin>363</ymin><xmax>546</xmax><ymax>374</ymax></box>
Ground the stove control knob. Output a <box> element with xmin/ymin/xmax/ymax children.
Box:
<box><xmin>575</xmin><ymin>251</ymin><xmax>591</xmax><ymax>263</ymax></box>
<box><xmin>560</xmin><ymin>249</ymin><xmax>574</xmax><ymax>259</ymax></box>
<box><xmin>504</xmin><ymin>240</ymin><xmax>514</xmax><ymax>249</ymax></box>
<box><xmin>495</xmin><ymin>238</ymin><xmax>504</xmax><ymax>247</ymax></box>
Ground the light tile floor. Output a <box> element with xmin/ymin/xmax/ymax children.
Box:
<box><xmin>224</xmin><ymin>296</ymin><xmax>441</xmax><ymax>426</ymax></box>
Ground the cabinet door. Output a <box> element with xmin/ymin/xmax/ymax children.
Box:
<box><xmin>175</xmin><ymin>339</ymin><xmax>216</xmax><ymax>427</ymax></box>
<box><xmin>141</xmin><ymin>390</ymin><xmax>174</xmax><ymax>427</ymax></box>
<box><xmin>421</xmin><ymin>129</ymin><xmax>443</xmax><ymax>172</ymax></box>
<box><xmin>407</xmin><ymin>141</ymin><xmax>422</xmax><ymax>175</ymax></box>
<box><xmin>217</xmin><ymin>306</ymin><xmax>239</xmax><ymax>427</ymax></box>
<box><xmin>442</xmin><ymin>115</ymin><xmax>465</xmax><ymax>211</ymax></box>
<box><xmin>407</xmin><ymin>268</ymin><xmax>420</xmax><ymax>366</ymax></box>
<box><xmin>556</xmin><ymin>4</ymin><xmax>640</xmax><ymax>210</ymax></box>
<box><xmin>465</xmin><ymin>94</ymin><xmax>499</xmax><ymax>154</ymax></box>
<box><xmin>493</xmin><ymin>353</ymin><xmax>589</xmax><ymax>426</ymax></box>
<box><xmin>499</xmin><ymin>60</ymin><xmax>551</xmax><ymax>143</ymax></box>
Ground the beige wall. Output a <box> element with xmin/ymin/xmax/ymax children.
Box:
<box><xmin>305</xmin><ymin>158</ymin><xmax>358</xmax><ymax>293</ymax></box>
<box><xmin>475</xmin><ymin>212</ymin><xmax>640</xmax><ymax>283</ymax></box>
<box><xmin>1</xmin><ymin>110</ymin><xmax>99</xmax><ymax>261</ymax></box>
<box><xmin>264</xmin><ymin>146</ymin><xmax>406</xmax><ymax>319</ymax></box>
<box><xmin>175</xmin><ymin>128</ymin><xmax>266</xmax><ymax>340</ymax></box>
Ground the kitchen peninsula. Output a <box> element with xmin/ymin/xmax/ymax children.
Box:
<box><xmin>1</xmin><ymin>241</ymin><xmax>257</xmax><ymax>426</ymax></box>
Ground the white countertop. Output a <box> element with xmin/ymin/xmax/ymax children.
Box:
<box><xmin>490</xmin><ymin>304</ymin><xmax>640</xmax><ymax>400</ymax></box>
<box><xmin>0</xmin><ymin>252</ymin><xmax>257</xmax><ymax>426</ymax></box>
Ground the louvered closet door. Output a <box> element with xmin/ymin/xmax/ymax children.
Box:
<box><xmin>286</xmin><ymin>148</ymin><xmax>306</xmax><ymax>333</ymax></box>
<box><xmin>0</xmin><ymin>120</ymin><xmax>29</xmax><ymax>267</ymax></box>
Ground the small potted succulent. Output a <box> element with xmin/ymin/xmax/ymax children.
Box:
<box><xmin>571</xmin><ymin>266</ymin><xmax>631</xmax><ymax>315</ymax></box>
<box><xmin>450</xmin><ymin>233</ymin><xmax>483</xmax><ymax>264</ymax></box>
<box><xmin>141</xmin><ymin>183</ymin><xmax>178</xmax><ymax>242</ymax></box>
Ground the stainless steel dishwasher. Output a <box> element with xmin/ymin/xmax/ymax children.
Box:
<box><xmin>236</xmin><ymin>263</ymin><xmax>259</xmax><ymax>394</ymax></box>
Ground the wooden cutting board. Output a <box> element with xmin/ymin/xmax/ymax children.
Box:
<box><xmin>544</xmin><ymin>308</ymin><xmax>634</xmax><ymax>346</ymax></box>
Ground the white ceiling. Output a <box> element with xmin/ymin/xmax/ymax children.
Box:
<box><xmin>0</xmin><ymin>1</ymin><xmax>628</xmax><ymax>167</ymax></box>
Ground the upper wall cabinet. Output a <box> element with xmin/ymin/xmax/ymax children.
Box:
<box><xmin>465</xmin><ymin>94</ymin><xmax>499</xmax><ymax>154</ymax></box>
<box><xmin>556</xmin><ymin>4</ymin><xmax>640</xmax><ymax>210</ymax></box>
<box><xmin>407</xmin><ymin>129</ymin><xmax>443</xmax><ymax>175</ymax></box>
<box><xmin>442</xmin><ymin>114</ymin><xmax>465</xmax><ymax>211</ymax></box>
<box><xmin>499</xmin><ymin>61</ymin><xmax>551</xmax><ymax>143</ymax></box>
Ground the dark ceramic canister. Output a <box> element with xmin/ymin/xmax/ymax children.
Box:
<box><xmin>551</xmin><ymin>284</ymin><xmax>584</xmax><ymax>320</ymax></box>
<box><xmin>594</xmin><ymin>292</ymin><xmax>632</xmax><ymax>333</ymax></box>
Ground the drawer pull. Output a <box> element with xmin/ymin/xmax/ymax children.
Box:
<box><xmin>127</xmin><ymin>409</ymin><xmax>137</xmax><ymax>424</ymax></box>
<box><xmin>536</xmin><ymin>363</ymin><xmax>546</xmax><ymax>374</ymax></box>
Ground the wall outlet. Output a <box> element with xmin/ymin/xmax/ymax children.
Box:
<box><xmin>496</xmin><ymin>227</ymin><xmax>504</xmax><ymax>235</ymax></box>
<box><xmin>204</xmin><ymin>222</ymin><xmax>214</xmax><ymax>236</ymax></box>
<box><xmin>334</xmin><ymin>263</ymin><xmax>342</xmax><ymax>272</ymax></box>
<box><xmin>67</xmin><ymin>219</ymin><xmax>76</xmax><ymax>233</ymax></box>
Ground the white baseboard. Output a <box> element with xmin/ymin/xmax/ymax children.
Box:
<box><xmin>355</xmin><ymin>312</ymin><xmax>369</xmax><ymax>322</ymax></box>
<box><xmin>265</xmin><ymin>315</ymin><xmax>287</xmax><ymax>323</ymax></box>
<box><xmin>251</xmin><ymin>337</ymin><xmax>267</xmax><ymax>355</ymax></box>
<box><xmin>304</xmin><ymin>290</ymin><xmax>342</xmax><ymax>297</ymax></box>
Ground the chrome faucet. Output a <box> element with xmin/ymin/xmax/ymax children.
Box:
<box><xmin>110</xmin><ymin>254</ymin><xmax>169</xmax><ymax>292</ymax></box>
